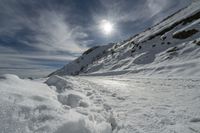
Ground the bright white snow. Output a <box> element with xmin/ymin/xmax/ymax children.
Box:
<box><xmin>0</xmin><ymin>74</ymin><xmax>113</xmax><ymax>133</ymax></box>
<box><xmin>0</xmin><ymin>74</ymin><xmax>200</xmax><ymax>132</ymax></box>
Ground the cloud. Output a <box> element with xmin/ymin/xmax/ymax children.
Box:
<box><xmin>146</xmin><ymin>0</ymin><xmax>191</xmax><ymax>24</ymax></box>
<box><xmin>92</xmin><ymin>0</ymin><xmax>151</xmax><ymax>24</ymax></box>
<box><xmin>30</xmin><ymin>10</ymin><xmax>88</xmax><ymax>53</ymax></box>
<box><xmin>93</xmin><ymin>0</ymin><xmax>190</xmax><ymax>25</ymax></box>
<box><xmin>147</xmin><ymin>0</ymin><xmax>168</xmax><ymax>17</ymax></box>
<box><xmin>90</xmin><ymin>0</ymin><xmax>191</xmax><ymax>43</ymax></box>
<box><xmin>0</xmin><ymin>0</ymin><xmax>93</xmax><ymax>77</ymax></box>
<box><xmin>0</xmin><ymin>53</ymin><xmax>56</xmax><ymax>78</ymax></box>
<box><xmin>0</xmin><ymin>54</ymin><xmax>67</xmax><ymax>78</ymax></box>
<box><xmin>0</xmin><ymin>67</ymin><xmax>55</xmax><ymax>78</ymax></box>
<box><xmin>0</xmin><ymin>0</ymin><xmax>89</xmax><ymax>54</ymax></box>
<box><xmin>0</xmin><ymin>45</ymin><xmax>77</xmax><ymax>77</ymax></box>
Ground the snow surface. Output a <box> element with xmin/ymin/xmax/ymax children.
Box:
<box><xmin>0</xmin><ymin>74</ymin><xmax>200</xmax><ymax>133</ymax></box>
<box><xmin>0</xmin><ymin>74</ymin><xmax>113</xmax><ymax>133</ymax></box>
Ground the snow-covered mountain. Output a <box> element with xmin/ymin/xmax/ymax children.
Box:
<box><xmin>51</xmin><ymin>1</ymin><xmax>200</xmax><ymax>78</ymax></box>
<box><xmin>49</xmin><ymin>44</ymin><xmax>114</xmax><ymax>76</ymax></box>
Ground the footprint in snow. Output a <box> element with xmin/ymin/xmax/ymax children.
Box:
<box><xmin>190</xmin><ymin>118</ymin><xmax>200</xmax><ymax>123</ymax></box>
<box><xmin>111</xmin><ymin>93</ymin><xmax>117</xmax><ymax>97</ymax></box>
<box><xmin>103</xmin><ymin>103</ymin><xmax>112</xmax><ymax>111</ymax></box>
<box><xmin>86</xmin><ymin>91</ymin><xmax>93</xmax><ymax>96</ymax></box>
<box><xmin>117</xmin><ymin>97</ymin><xmax>125</xmax><ymax>100</ymax></box>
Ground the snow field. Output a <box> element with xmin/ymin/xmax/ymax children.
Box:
<box><xmin>1</xmin><ymin>74</ymin><xmax>200</xmax><ymax>132</ymax></box>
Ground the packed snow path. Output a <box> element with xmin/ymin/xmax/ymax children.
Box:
<box><xmin>75</xmin><ymin>75</ymin><xmax>200</xmax><ymax>133</ymax></box>
<box><xmin>0</xmin><ymin>74</ymin><xmax>200</xmax><ymax>133</ymax></box>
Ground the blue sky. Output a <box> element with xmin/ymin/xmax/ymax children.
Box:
<box><xmin>0</xmin><ymin>0</ymin><xmax>191</xmax><ymax>77</ymax></box>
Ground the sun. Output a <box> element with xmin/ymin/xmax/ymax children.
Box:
<box><xmin>100</xmin><ymin>20</ymin><xmax>114</xmax><ymax>35</ymax></box>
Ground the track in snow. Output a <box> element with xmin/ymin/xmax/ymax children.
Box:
<box><xmin>0</xmin><ymin>74</ymin><xmax>200</xmax><ymax>133</ymax></box>
<box><xmin>74</xmin><ymin>76</ymin><xmax>200</xmax><ymax>133</ymax></box>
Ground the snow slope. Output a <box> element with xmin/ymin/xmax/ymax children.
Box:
<box><xmin>49</xmin><ymin>44</ymin><xmax>114</xmax><ymax>76</ymax></box>
<box><xmin>51</xmin><ymin>1</ymin><xmax>200</xmax><ymax>78</ymax></box>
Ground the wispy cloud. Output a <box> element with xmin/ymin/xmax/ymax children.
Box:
<box><xmin>0</xmin><ymin>45</ymin><xmax>77</xmax><ymax>77</ymax></box>
<box><xmin>0</xmin><ymin>0</ymin><xmax>89</xmax><ymax>54</ymax></box>
<box><xmin>93</xmin><ymin>0</ymin><xmax>190</xmax><ymax>24</ymax></box>
<box><xmin>0</xmin><ymin>54</ymin><xmax>56</xmax><ymax>78</ymax></box>
<box><xmin>30</xmin><ymin>10</ymin><xmax>88</xmax><ymax>53</ymax></box>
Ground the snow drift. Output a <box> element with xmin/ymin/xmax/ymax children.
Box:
<box><xmin>0</xmin><ymin>74</ymin><xmax>115</xmax><ymax>133</ymax></box>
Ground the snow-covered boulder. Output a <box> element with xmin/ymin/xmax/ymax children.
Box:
<box><xmin>45</xmin><ymin>75</ymin><xmax>73</xmax><ymax>92</ymax></box>
<box><xmin>57</xmin><ymin>90</ymin><xmax>90</xmax><ymax>108</ymax></box>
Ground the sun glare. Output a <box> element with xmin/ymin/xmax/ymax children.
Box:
<box><xmin>100</xmin><ymin>20</ymin><xmax>114</xmax><ymax>35</ymax></box>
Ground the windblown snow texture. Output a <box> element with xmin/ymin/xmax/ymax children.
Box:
<box><xmin>1</xmin><ymin>74</ymin><xmax>200</xmax><ymax>132</ymax></box>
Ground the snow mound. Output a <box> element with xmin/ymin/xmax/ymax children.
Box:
<box><xmin>0</xmin><ymin>74</ymin><xmax>20</xmax><ymax>80</ymax></box>
<box><xmin>0</xmin><ymin>75</ymin><xmax>114</xmax><ymax>133</ymax></box>
<box><xmin>55</xmin><ymin>112</ymin><xmax>112</xmax><ymax>133</ymax></box>
<box><xmin>57</xmin><ymin>92</ymin><xmax>89</xmax><ymax>108</ymax></box>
